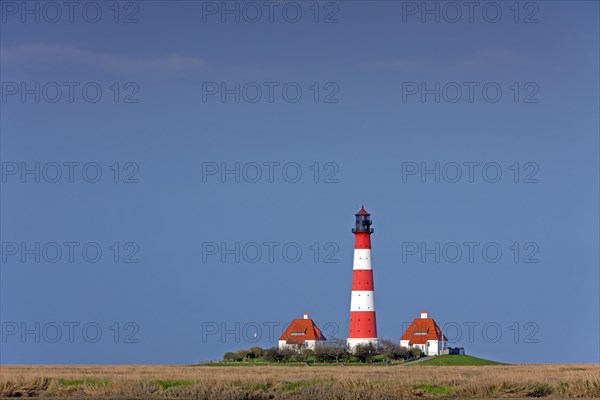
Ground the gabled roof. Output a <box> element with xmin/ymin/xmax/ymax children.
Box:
<box><xmin>400</xmin><ymin>316</ymin><xmax>447</xmax><ymax>344</ymax></box>
<box><xmin>278</xmin><ymin>317</ymin><xmax>327</xmax><ymax>344</ymax></box>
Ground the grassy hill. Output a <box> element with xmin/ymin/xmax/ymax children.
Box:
<box><xmin>416</xmin><ymin>355</ymin><xmax>504</xmax><ymax>366</ymax></box>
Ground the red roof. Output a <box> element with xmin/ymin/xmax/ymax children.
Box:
<box><xmin>356</xmin><ymin>207</ymin><xmax>369</xmax><ymax>216</ymax></box>
<box><xmin>400</xmin><ymin>316</ymin><xmax>447</xmax><ymax>344</ymax></box>
<box><xmin>279</xmin><ymin>318</ymin><xmax>327</xmax><ymax>344</ymax></box>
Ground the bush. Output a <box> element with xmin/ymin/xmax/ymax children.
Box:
<box><xmin>279</xmin><ymin>348</ymin><xmax>296</xmax><ymax>362</ymax></box>
<box><xmin>353</xmin><ymin>343</ymin><xmax>377</xmax><ymax>363</ymax></box>
<box><xmin>223</xmin><ymin>352</ymin><xmax>242</xmax><ymax>362</ymax></box>
<box><xmin>262</xmin><ymin>348</ymin><xmax>284</xmax><ymax>363</ymax></box>
<box><xmin>314</xmin><ymin>341</ymin><xmax>349</xmax><ymax>363</ymax></box>
<box><xmin>409</xmin><ymin>347</ymin><xmax>423</xmax><ymax>359</ymax></box>
<box><xmin>224</xmin><ymin>339</ymin><xmax>413</xmax><ymax>364</ymax></box>
<box><xmin>262</xmin><ymin>347</ymin><xmax>298</xmax><ymax>363</ymax></box>
<box><xmin>398</xmin><ymin>346</ymin><xmax>410</xmax><ymax>360</ymax></box>
<box><xmin>380</xmin><ymin>339</ymin><xmax>405</xmax><ymax>361</ymax></box>
<box><xmin>237</xmin><ymin>349</ymin><xmax>250</xmax><ymax>361</ymax></box>
<box><xmin>313</xmin><ymin>346</ymin><xmax>334</xmax><ymax>363</ymax></box>
<box><xmin>293</xmin><ymin>349</ymin><xmax>313</xmax><ymax>363</ymax></box>
<box><xmin>247</xmin><ymin>346</ymin><xmax>264</xmax><ymax>359</ymax></box>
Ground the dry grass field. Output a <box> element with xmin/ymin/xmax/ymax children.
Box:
<box><xmin>1</xmin><ymin>364</ymin><xmax>599</xmax><ymax>399</ymax></box>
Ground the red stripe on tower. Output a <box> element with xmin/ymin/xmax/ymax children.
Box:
<box><xmin>351</xmin><ymin>270</ymin><xmax>374</xmax><ymax>291</ymax></box>
<box><xmin>354</xmin><ymin>232</ymin><xmax>371</xmax><ymax>249</ymax></box>
<box><xmin>347</xmin><ymin>206</ymin><xmax>379</xmax><ymax>350</ymax></box>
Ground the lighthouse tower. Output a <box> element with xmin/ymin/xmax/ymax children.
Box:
<box><xmin>347</xmin><ymin>206</ymin><xmax>379</xmax><ymax>350</ymax></box>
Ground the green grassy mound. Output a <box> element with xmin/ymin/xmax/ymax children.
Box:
<box><xmin>417</xmin><ymin>355</ymin><xmax>504</xmax><ymax>366</ymax></box>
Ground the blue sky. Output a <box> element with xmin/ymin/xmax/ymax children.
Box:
<box><xmin>1</xmin><ymin>1</ymin><xmax>598</xmax><ymax>364</ymax></box>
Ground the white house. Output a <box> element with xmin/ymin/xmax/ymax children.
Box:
<box><xmin>278</xmin><ymin>313</ymin><xmax>327</xmax><ymax>350</ymax></box>
<box><xmin>400</xmin><ymin>311</ymin><xmax>447</xmax><ymax>356</ymax></box>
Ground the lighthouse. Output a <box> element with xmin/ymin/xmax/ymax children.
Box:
<box><xmin>347</xmin><ymin>206</ymin><xmax>379</xmax><ymax>350</ymax></box>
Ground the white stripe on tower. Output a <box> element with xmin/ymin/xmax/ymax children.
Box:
<box><xmin>353</xmin><ymin>249</ymin><xmax>372</xmax><ymax>270</ymax></box>
<box><xmin>350</xmin><ymin>291</ymin><xmax>375</xmax><ymax>311</ymax></box>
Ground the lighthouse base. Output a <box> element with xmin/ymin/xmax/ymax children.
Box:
<box><xmin>346</xmin><ymin>338</ymin><xmax>379</xmax><ymax>351</ymax></box>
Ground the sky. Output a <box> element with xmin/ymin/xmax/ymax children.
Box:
<box><xmin>0</xmin><ymin>0</ymin><xmax>598</xmax><ymax>365</ymax></box>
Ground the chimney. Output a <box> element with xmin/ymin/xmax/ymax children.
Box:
<box><xmin>420</xmin><ymin>311</ymin><xmax>428</xmax><ymax>319</ymax></box>
<box><xmin>303</xmin><ymin>312</ymin><xmax>309</xmax><ymax>319</ymax></box>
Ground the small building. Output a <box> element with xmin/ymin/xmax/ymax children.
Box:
<box><xmin>442</xmin><ymin>347</ymin><xmax>465</xmax><ymax>355</ymax></box>
<box><xmin>400</xmin><ymin>311</ymin><xmax>447</xmax><ymax>356</ymax></box>
<box><xmin>278</xmin><ymin>313</ymin><xmax>327</xmax><ymax>350</ymax></box>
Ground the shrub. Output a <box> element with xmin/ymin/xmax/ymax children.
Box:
<box><xmin>409</xmin><ymin>347</ymin><xmax>423</xmax><ymax>359</ymax></box>
<box><xmin>294</xmin><ymin>349</ymin><xmax>313</xmax><ymax>363</ymax></box>
<box><xmin>398</xmin><ymin>346</ymin><xmax>410</xmax><ymax>360</ymax></box>
<box><xmin>237</xmin><ymin>349</ymin><xmax>250</xmax><ymax>361</ymax></box>
<box><xmin>223</xmin><ymin>352</ymin><xmax>242</xmax><ymax>362</ymax></box>
<box><xmin>314</xmin><ymin>341</ymin><xmax>349</xmax><ymax>363</ymax></box>
<box><xmin>353</xmin><ymin>343</ymin><xmax>377</xmax><ymax>363</ymax></box>
<box><xmin>279</xmin><ymin>348</ymin><xmax>297</xmax><ymax>362</ymax></box>
<box><xmin>247</xmin><ymin>346</ymin><xmax>264</xmax><ymax>359</ymax></box>
<box><xmin>380</xmin><ymin>339</ymin><xmax>405</xmax><ymax>361</ymax></box>
<box><xmin>313</xmin><ymin>346</ymin><xmax>334</xmax><ymax>363</ymax></box>
<box><xmin>262</xmin><ymin>348</ymin><xmax>284</xmax><ymax>363</ymax></box>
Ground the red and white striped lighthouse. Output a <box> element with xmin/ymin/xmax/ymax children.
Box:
<box><xmin>347</xmin><ymin>206</ymin><xmax>378</xmax><ymax>350</ymax></box>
